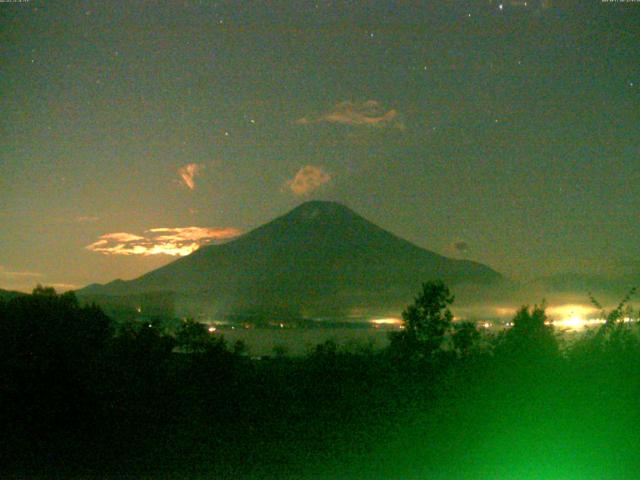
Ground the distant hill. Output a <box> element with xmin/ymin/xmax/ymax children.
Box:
<box><xmin>0</xmin><ymin>288</ymin><xmax>27</xmax><ymax>301</ymax></box>
<box><xmin>78</xmin><ymin>201</ymin><xmax>503</xmax><ymax>319</ymax></box>
<box><xmin>514</xmin><ymin>272</ymin><xmax>640</xmax><ymax>305</ymax></box>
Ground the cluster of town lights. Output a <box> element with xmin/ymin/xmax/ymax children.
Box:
<box><xmin>366</xmin><ymin>311</ymin><xmax>636</xmax><ymax>332</ymax></box>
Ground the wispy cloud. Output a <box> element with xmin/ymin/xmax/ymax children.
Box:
<box><xmin>148</xmin><ymin>227</ymin><xmax>241</xmax><ymax>242</ymax></box>
<box><xmin>452</xmin><ymin>240</ymin><xmax>469</xmax><ymax>254</ymax></box>
<box><xmin>86</xmin><ymin>226</ymin><xmax>241</xmax><ymax>257</ymax></box>
<box><xmin>75</xmin><ymin>215</ymin><xmax>99</xmax><ymax>223</ymax></box>
<box><xmin>0</xmin><ymin>266</ymin><xmax>44</xmax><ymax>278</ymax></box>
<box><xmin>100</xmin><ymin>232</ymin><xmax>146</xmax><ymax>243</ymax></box>
<box><xmin>296</xmin><ymin>101</ymin><xmax>403</xmax><ymax>128</ymax></box>
<box><xmin>48</xmin><ymin>283</ymin><xmax>80</xmax><ymax>292</ymax></box>
<box><xmin>178</xmin><ymin>163</ymin><xmax>202</xmax><ymax>190</ymax></box>
<box><xmin>284</xmin><ymin>165</ymin><xmax>331</xmax><ymax>196</ymax></box>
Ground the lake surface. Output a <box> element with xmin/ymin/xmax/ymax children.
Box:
<box><xmin>211</xmin><ymin>326</ymin><xmax>396</xmax><ymax>357</ymax></box>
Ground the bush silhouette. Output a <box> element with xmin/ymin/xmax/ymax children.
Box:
<box><xmin>389</xmin><ymin>280</ymin><xmax>454</xmax><ymax>361</ymax></box>
<box><xmin>495</xmin><ymin>305</ymin><xmax>559</xmax><ymax>362</ymax></box>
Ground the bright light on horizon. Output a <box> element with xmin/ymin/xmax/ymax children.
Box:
<box><xmin>370</xmin><ymin>317</ymin><xmax>403</xmax><ymax>326</ymax></box>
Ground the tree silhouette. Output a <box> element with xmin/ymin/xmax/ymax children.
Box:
<box><xmin>0</xmin><ymin>286</ymin><xmax>115</xmax><ymax>449</ymax></box>
<box><xmin>32</xmin><ymin>284</ymin><xmax>57</xmax><ymax>297</ymax></box>
<box><xmin>496</xmin><ymin>305</ymin><xmax>559</xmax><ymax>361</ymax></box>
<box><xmin>273</xmin><ymin>344</ymin><xmax>289</xmax><ymax>359</ymax></box>
<box><xmin>452</xmin><ymin>321</ymin><xmax>480</xmax><ymax>358</ymax></box>
<box><xmin>572</xmin><ymin>287</ymin><xmax>639</xmax><ymax>361</ymax></box>
<box><xmin>390</xmin><ymin>280</ymin><xmax>454</xmax><ymax>360</ymax></box>
<box><xmin>233</xmin><ymin>339</ymin><xmax>248</xmax><ymax>356</ymax></box>
<box><xmin>176</xmin><ymin>318</ymin><xmax>210</xmax><ymax>353</ymax></box>
<box><xmin>589</xmin><ymin>286</ymin><xmax>636</xmax><ymax>330</ymax></box>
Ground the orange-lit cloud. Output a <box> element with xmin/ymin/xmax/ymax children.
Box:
<box><xmin>75</xmin><ymin>215</ymin><xmax>99</xmax><ymax>223</ymax></box>
<box><xmin>178</xmin><ymin>163</ymin><xmax>201</xmax><ymax>190</ymax></box>
<box><xmin>100</xmin><ymin>232</ymin><xmax>146</xmax><ymax>242</ymax></box>
<box><xmin>296</xmin><ymin>101</ymin><xmax>402</xmax><ymax>128</ymax></box>
<box><xmin>284</xmin><ymin>165</ymin><xmax>331</xmax><ymax>196</ymax></box>
<box><xmin>0</xmin><ymin>266</ymin><xmax>44</xmax><ymax>278</ymax></box>
<box><xmin>86</xmin><ymin>226</ymin><xmax>241</xmax><ymax>257</ymax></box>
<box><xmin>49</xmin><ymin>283</ymin><xmax>80</xmax><ymax>292</ymax></box>
<box><xmin>149</xmin><ymin>227</ymin><xmax>241</xmax><ymax>242</ymax></box>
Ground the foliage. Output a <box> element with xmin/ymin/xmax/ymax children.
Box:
<box><xmin>589</xmin><ymin>286</ymin><xmax>636</xmax><ymax>329</ymax></box>
<box><xmin>176</xmin><ymin>318</ymin><xmax>228</xmax><ymax>355</ymax></box>
<box><xmin>452</xmin><ymin>321</ymin><xmax>481</xmax><ymax>358</ymax></box>
<box><xmin>571</xmin><ymin>287</ymin><xmax>639</xmax><ymax>361</ymax></box>
<box><xmin>389</xmin><ymin>280</ymin><xmax>455</xmax><ymax>361</ymax></box>
<box><xmin>176</xmin><ymin>318</ymin><xmax>210</xmax><ymax>352</ymax></box>
<box><xmin>495</xmin><ymin>304</ymin><xmax>559</xmax><ymax>361</ymax></box>
<box><xmin>0</xmin><ymin>285</ymin><xmax>113</xmax><ymax>365</ymax></box>
<box><xmin>3</xmin><ymin>282</ymin><xmax>640</xmax><ymax>478</ymax></box>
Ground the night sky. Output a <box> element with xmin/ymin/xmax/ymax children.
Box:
<box><xmin>1</xmin><ymin>0</ymin><xmax>639</xmax><ymax>292</ymax></box>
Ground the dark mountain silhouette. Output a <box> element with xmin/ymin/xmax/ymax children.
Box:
<box><xmin>506</xmin><ymin>272</ymin><xmax>640</xmax><ymax>306</ymax></box>
<box><xmin>0</xmin><ymin>288</ymin><xmax>27</xmax><ymax>301</ymax></box>
<box><xmin>78</xmin><ymin>201</ymin><xmax>503</xmax><ymax>319</ymax></box>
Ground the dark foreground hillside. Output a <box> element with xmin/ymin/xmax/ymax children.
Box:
<box><xmin>1</xmin><ymin>285</ymin><xmax>639</xmax><ymax>479</ymax></box>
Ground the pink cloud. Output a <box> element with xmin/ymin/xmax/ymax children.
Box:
<box><xmin>86</xmin><ymin>226</ymin><xmax>241</xmax><ymax>257</ymax></box>
<box><xmin>0</xmin><ymin>266</ymin><xmax>44</xmax><ymax>278</ymax></box>
<box><xmin>148</xmin><ymin>227</ymin><xmax>241</xmax><ymax>242</ymax></box>
<box><xmin>284</xmin><ymin>165</ymin><xmax>332</xmax><ymax>196</ymax></box>
<box><xmin>100</xmin><ymin>232</ymin><xmax>146</xmax><ymax>242</ymax></box>
<box><xmin>178</xmin><ymin>163</ymin><xmax>201</xmax><ymax>190</ymax></box>
<box><xmin>296</xmin><ymin>100</ymin><xmax>402</xmax><ymax>128</ymax></box>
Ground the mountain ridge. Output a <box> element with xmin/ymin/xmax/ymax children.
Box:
<box><xmin>78</xmin><ymin>201</ymin><xmax>503</xmax><ymax>318</ymax></box>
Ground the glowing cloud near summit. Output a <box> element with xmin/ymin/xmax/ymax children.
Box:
<box><xmin>86</xmin><ymin>226</ymin><xmax>241</xmax><ymax>257</ymax></box>
<box><xmin>284</xmin><ymin>165</ymin><xmax>331</xmax><ymax>196</ymax></box>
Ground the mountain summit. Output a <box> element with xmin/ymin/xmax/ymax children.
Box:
<box><xmin>79</xmin><ymin>201</ymin><xmax>502</xmax><ymax>318</ymax></box>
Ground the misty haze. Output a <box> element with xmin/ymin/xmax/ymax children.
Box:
<box><xmin>1</xmin><ymin>1</ymin><xmax>639</xmax><ymax>479</ymax></box>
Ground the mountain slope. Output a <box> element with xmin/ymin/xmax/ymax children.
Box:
<box><xmin>0</xmin><ymin>288</ymin><xmax>27</xmax><ymax>302</ymax></box>
<box><xmin>78</xmin><ymin>201</ymin><xmax>503</xmax><ymax>318</ymax></box>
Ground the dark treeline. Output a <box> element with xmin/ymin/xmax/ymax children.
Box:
<box><xmin>1</xmin><ymin>282</ymin><xmax>639</xmax><ymax>479</ymax></box>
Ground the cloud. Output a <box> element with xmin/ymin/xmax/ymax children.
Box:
<box><xmin>75</xmin><ymin>215</ymin><xmax>99</xmax><ymax>223</ymax></box>
<box><xmin>48</xmin><ymin>283</ymin><xmax>80</xmax><ymax>292</ymax></box>
<box><xmin>148</xmin><ymin>227</ymin><xmax>242</xmax><ymax>242</ymax></box>
<box><xmin>296</xmin><ymin>101</ymin><xmax>402</xmax><ymax>128</ymax></box>
<box><xmin>284</xmin><ymin>165</ymin><xmax>331</xmax><ymax>196</ymax></box>
<box><xmin>100</xmin><ymin>232</ymin><xmax>146</xmax><ymax>242</ymax></box>
<box><xmin>178</xmin><ymin>163</ymin><xmax>202</xmax><ymax>190</ymax></box>
<box><xmin>86</xmin><ymin>226</ymin><xmax>241</xmax><ymax>257</ymax></box>
<box><xmin>452</xmin><ymin>240</ymin><xmax>469</xmax><ymax>254</ymax></box>
<box><xmin>0</xmin><ymin>266</ymin><xmax>44</xmax><ymax>278</ymax></box>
